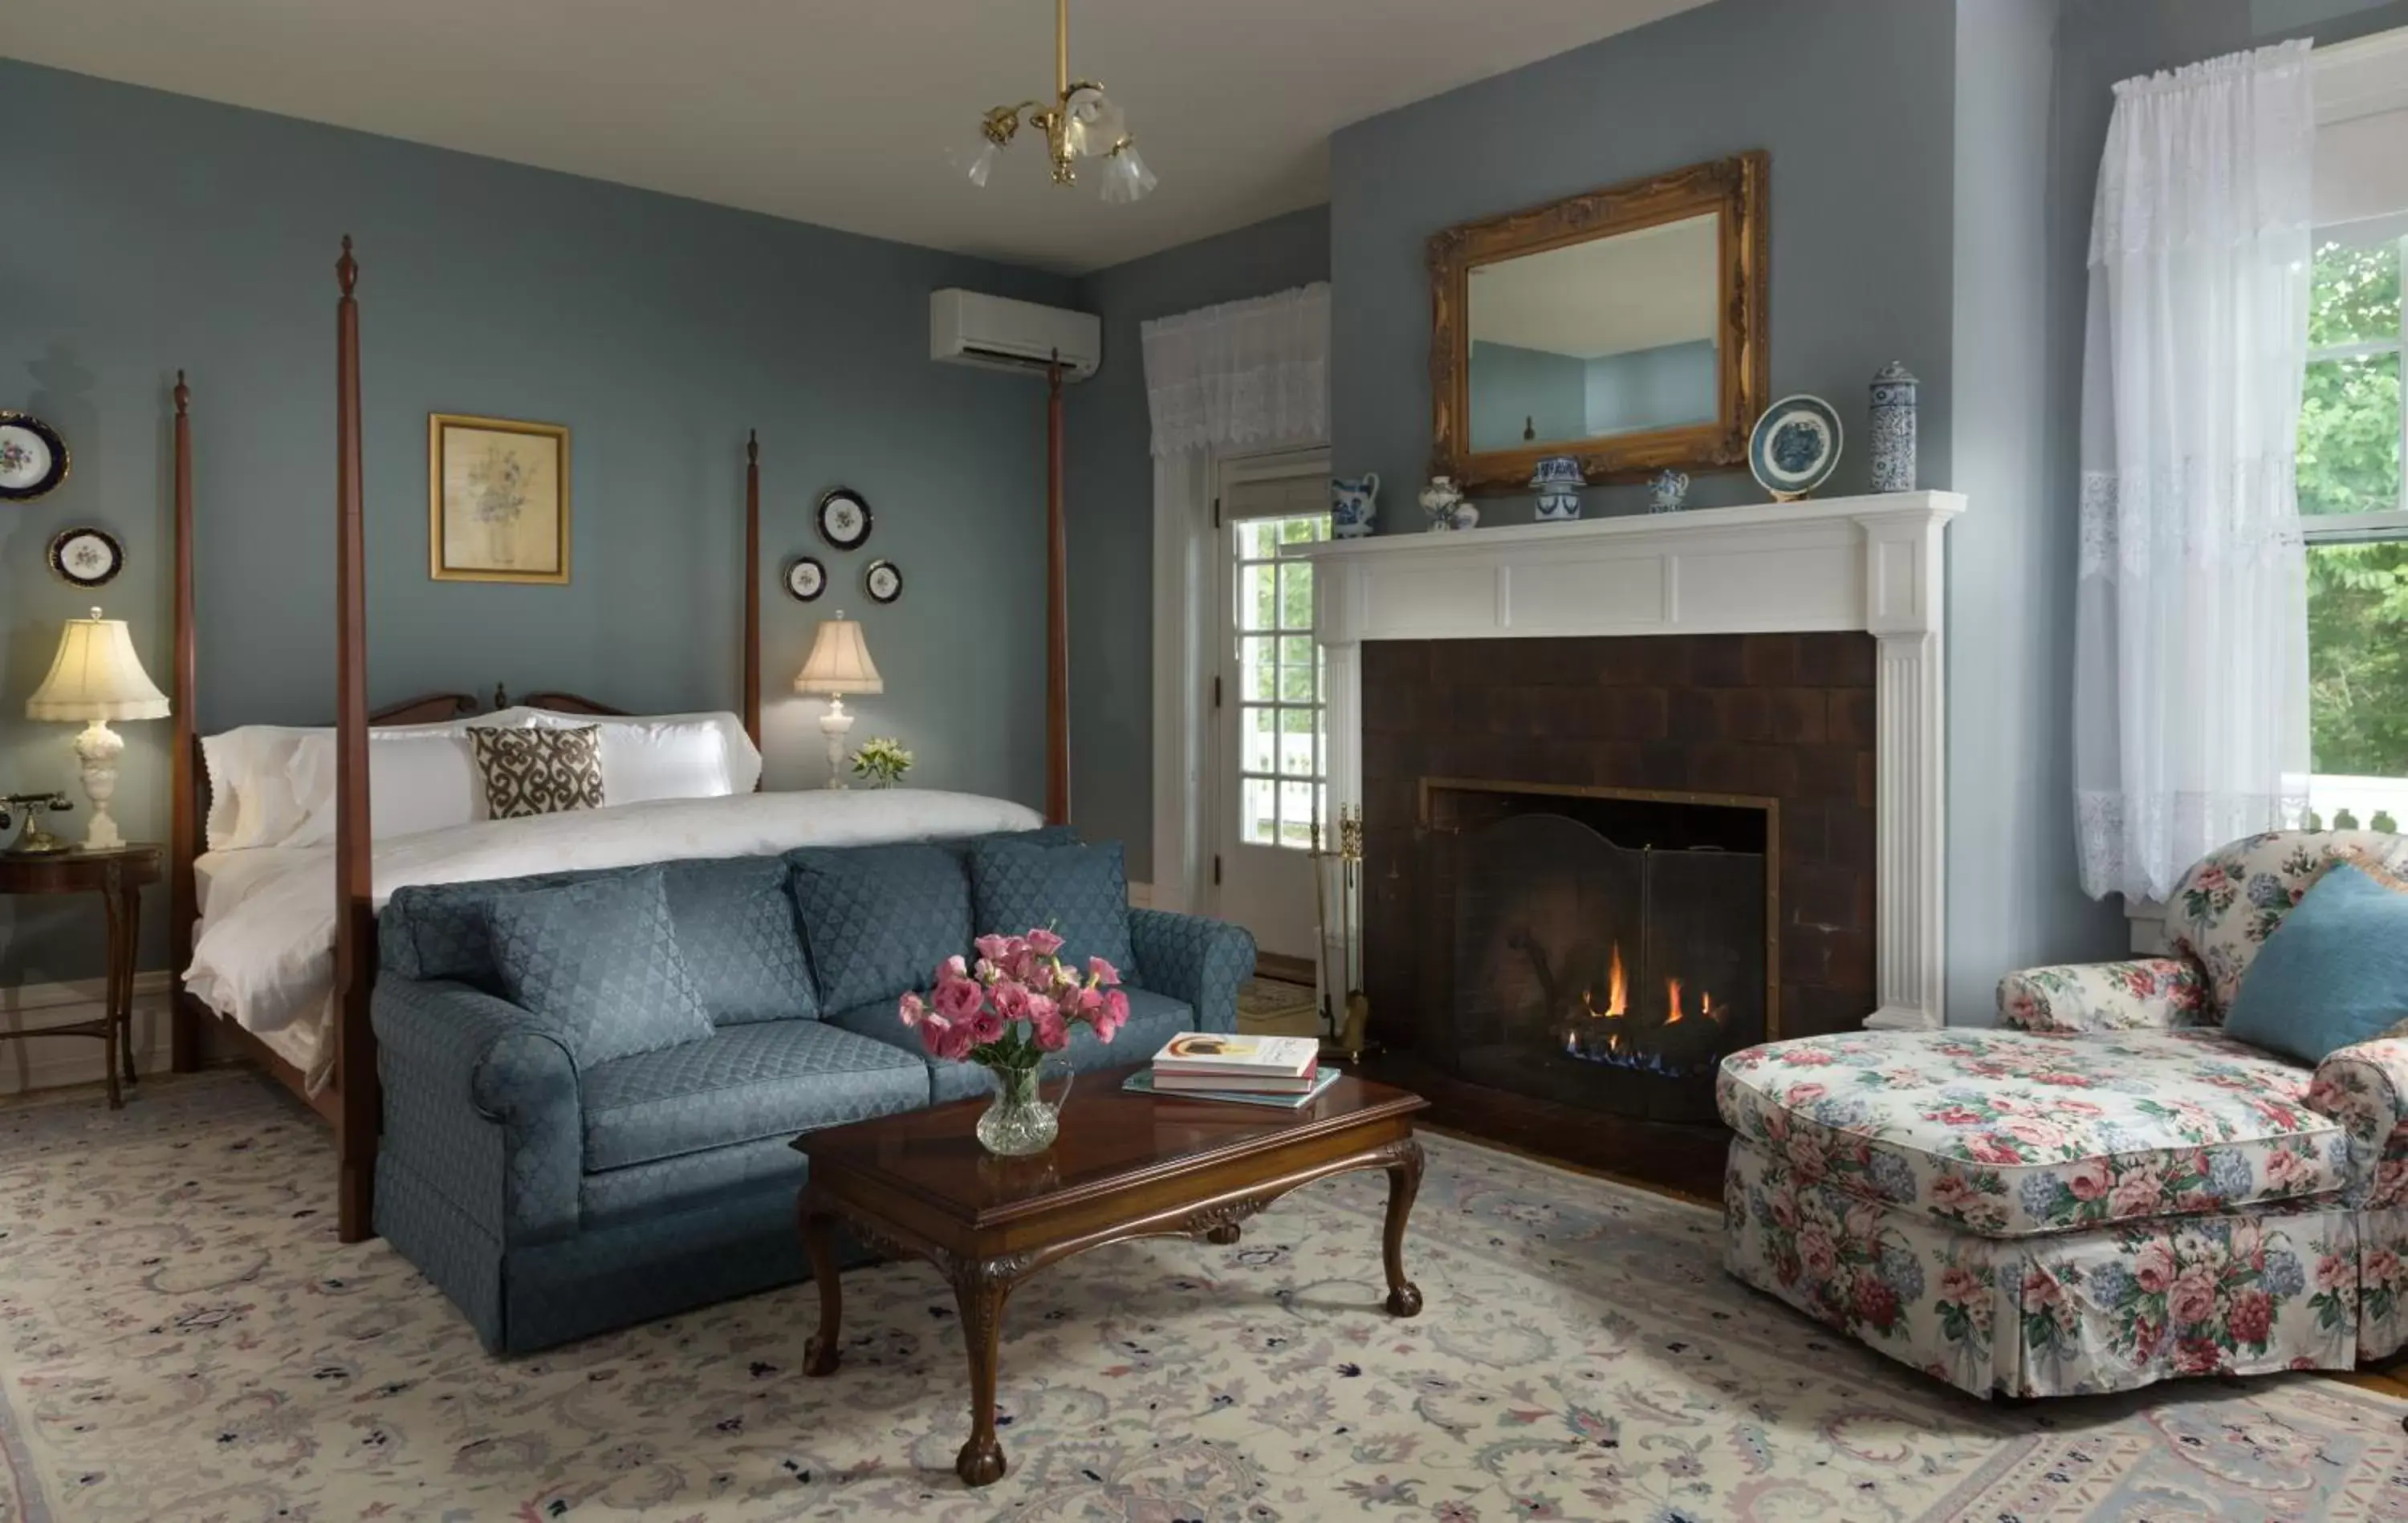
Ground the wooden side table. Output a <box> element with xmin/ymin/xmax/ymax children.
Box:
<box><xmin>0</xmin><ymin>845</ymin><xmax>160</xmax><ymax>1108</ymax></box>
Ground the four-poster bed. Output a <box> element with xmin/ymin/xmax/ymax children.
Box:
<box><xmin>164</xmin><ymin>238</ymin><xmax>1074</xmax><ymax>1245</ymax></box>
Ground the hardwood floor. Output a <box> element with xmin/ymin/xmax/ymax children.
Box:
<box><xmin>1350</xmin><ymin>1048</ymin><xmax>1727</xmax><ymax>1204</ymax></box>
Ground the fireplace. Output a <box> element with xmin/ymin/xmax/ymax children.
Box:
<box><xmin>1428</xmin><ymin>781</ymin><xmax>1771</xmax><ymax>1123</ymax></box>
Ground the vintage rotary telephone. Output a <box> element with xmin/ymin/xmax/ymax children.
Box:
<box><xmin>0</xmin><ymin>792</ymin><xmax>74</xmax><ymax>855</ymax></box>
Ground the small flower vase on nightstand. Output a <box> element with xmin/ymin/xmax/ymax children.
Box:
<box><xmin>1648</xmin><ymin>469</ymin><xmax>1690</xmax><ymax>514</ymax></box>
<box><xmin>1331</xmin><ymin>473</ymin><xmax>1381</xmax><ymax>538</ymax></box>
<box><xmin>1531</xmin><ymin>455</ymin><xmax>1585</xmax><ymax>522</ymax></box>
<box><xmin>1418</xmin><ymin>475</ymin><xmax>1476</xmax><ymax>532</ymax></box>
<box><xmin>1869</xmin><ymin>361</ymin><xmax>1918</xmax><ymax>493</ymax></box>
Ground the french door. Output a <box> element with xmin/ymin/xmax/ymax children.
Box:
<box><xmin>1210</xmin><ymin>451</ymin><xmax>1330</xmax><ymax>966</ymax></box>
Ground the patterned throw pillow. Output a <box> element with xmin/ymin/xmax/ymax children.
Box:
<box><xmin>471</xmin><ymin>725</ymin><xmax>605</xmax><ymax>819</ymax></box>
<box><xmin>967</xmin><ymin>836</ymin><xmax>1137</xmax><ymax>981</ymax></box>
<box><xmin>486</xmin><ymin>868</ymin><xmax>716</xmax><ymax>1066</ymax></box>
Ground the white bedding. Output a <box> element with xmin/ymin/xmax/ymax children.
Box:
<box><xmin>184</xmin><ymin>788</ymin><xmax>1043</xmax><ymax>1084</ymax></box>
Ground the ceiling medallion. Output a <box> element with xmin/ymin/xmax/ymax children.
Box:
<box><xmin>951</xmin><ymin>0</ymin><xmax>1157</xmax><ymax>204</ymax></box>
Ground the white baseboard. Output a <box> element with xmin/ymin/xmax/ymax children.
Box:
<box><xmin>0</xmin><ymin>972</ymin><xmax>173</xmax><ymax>1097</ymax></box>
<box><xmin>1128</xmin><ymin>880</ymin><xmax>1155</xmax><ymax>910</ymax></box>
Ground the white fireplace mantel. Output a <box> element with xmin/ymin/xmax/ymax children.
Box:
<box><xmin>1291</xmin><ymin>489</ymin><xmax>1966</xmax><ymax>1033</ymax></box>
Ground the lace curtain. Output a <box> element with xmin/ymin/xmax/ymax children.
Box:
<box><xmin>2073</xmin><ymin>42</ymin><xmax>2314</xmax><ymax>902</ymax></box>
<box><xmin>1141</xmin><ymin>282</ymin><xmax>1329</xmax><ymax>457</ymax></box>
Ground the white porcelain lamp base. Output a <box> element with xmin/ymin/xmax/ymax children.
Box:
<box><xmin>72</xmin><ymin>718</ymin><xmax>127</xmax><ymax>851</ymax></box>
<box><xmin>819</xmin><ymin>697</ymin><xmax>856</xmax><ymax>790</ymax></box>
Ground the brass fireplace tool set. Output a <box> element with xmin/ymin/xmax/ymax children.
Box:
<box><xmin>1312</xmin><ymin>805</ymin><xmax>1376</xmax><ymax>1062</ymax></box>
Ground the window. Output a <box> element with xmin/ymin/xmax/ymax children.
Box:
<box><xmin>2304</xmin><ymin>237</ymin><xmax>2408</xmax><ymax>829</ymax></box>
<box><xmin>1230</xmin><ymin>510</ymin><xmax>1328</xmax><ymax>850</ymax></box>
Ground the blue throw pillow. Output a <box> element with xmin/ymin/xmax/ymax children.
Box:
<box><xmin>2224</xmin><ymin>859</ymin><xmax>2408</xmax><ymax>1065</ymax></box>
<box><xmin>967</xmin><ymin>836</ymin><xmax>1138</xmax><ymax>980</ymax></box>
<box><xmin>788</xmin><ymin>842</ymin><xmax>974</xmax><ymax>1012</ymax></box>
<box><xmin>486</xmin><ymin>867</ymin><xmax>716</xmax><ymax>1066</ymax></box>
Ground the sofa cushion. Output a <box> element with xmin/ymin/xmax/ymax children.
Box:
<box><xmin>580</xmin><ymin>1019</ymin><xmax>929</xmax><ymax>1172</ymax></box>
<box><xmin>2225</xmin><ymin>859</ymin><xmax>2408</xmax><ymax>1064</ymax></box>
<box><xmin>824</xmin><ymin>986</ymin><xmax>1197</xmax><ymax>1104</ymax></box>
<box><xmin>966</xmin><ymin>836</ymin><xmax>1137</xmax><ymax>979</ymax></box>
<box><xmin>488</xmin><ymin>869</ymin><xmax>716</xmax><ymax>1067</ymax></box>
<box><xmin>380</xmin><ymin>855</ymin><xmax>819</xmax><ymax>1023</ymax></box>
<box><xmin>1715</xmin><ymin>1028</ymin><xmax>2349</xmax><ymax>1238</ymax></box>
<box><xmin>788</xmin><ymin>843</ymin><xmax>971</xmax><ymax>1012</ymax></box>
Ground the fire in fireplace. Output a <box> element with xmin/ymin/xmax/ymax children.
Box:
<box><xmin>1424</xmin><ymin>781</ymin><xmax>1775</xmax><ymax>1124</ymax></box>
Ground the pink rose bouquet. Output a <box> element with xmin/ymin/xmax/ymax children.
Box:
<box><xmin>897</xmin><ymin>927</ymin><xmax>1130</xmax><ymax>1074</ymax></box>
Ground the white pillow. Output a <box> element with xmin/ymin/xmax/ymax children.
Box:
<box><xmin>519</xmin><ymin>708</ymin><xmax>759</xmax><ymax>797</ymax></box>
<box><xmin>200</xmin><ymin>727</ymin><xmax>317</xmax><ymax>851</ymax></box>
<box><xmin>287</xmin><ymin>719</ymin><xmax>540</xmax><ymax>844</ymax></box>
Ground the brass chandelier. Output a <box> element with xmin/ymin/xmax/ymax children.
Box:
<box><xmin>953</xmin><ymin>0</ymin><xmax>1157</xmax><ymax>203</ymax></box>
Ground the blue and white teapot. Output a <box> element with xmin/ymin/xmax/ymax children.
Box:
<box><xmin>1331</xmin><ymin>472</ymin><xmax>1381</xmax><ymax>538</ymax></box>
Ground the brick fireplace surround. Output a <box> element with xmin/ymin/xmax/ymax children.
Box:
<box><xmin>1294</xmin><ymin>493</ymin><xmax>1965</xmax><ymax>1189</ymax></box>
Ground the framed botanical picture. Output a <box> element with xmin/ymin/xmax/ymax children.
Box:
<box><xmin>429</xmin><ymin>412</ymin><xmax>571</xmax><ymax>583</ymax></box>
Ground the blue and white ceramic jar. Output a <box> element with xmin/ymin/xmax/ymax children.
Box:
<box><xmin>1531</xmin><ymin>455</ymin><xmax>1585</xmax><ymax>522</ymax></box>
<box><xmin>1331</xmin><ymin>473</ymin><xmax>1381</xmax><ymax>538</ymax></box>
<box><xmin>1869</xmin><ymin>361</ymin><xmax>1918</xmax><ymax>493</ymax></box>
<box><xmin>1648</xmin><ymin>469</ymin><xmax>1690</xmax><ymax>514</ymax></box>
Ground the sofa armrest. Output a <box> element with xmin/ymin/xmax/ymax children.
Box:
<box><xmin>372</xmin><ymin>977</ymin><xmax>583</xmax><ymax>1245</ymax></box>
<box><xmin>2310</xmin><ymin>1038</ymin><xmax>2408</xmax><ymax>1207</ymax></box>
<box><xmin>1995</xmin><ymin>957</ymin><xmax>2207</xmax><ymax>1034</ymax></box>
<box><xmin>1128</xmin><ymin>908</ymin><xmax>1255</xmax><ymax>1036</ymax></box>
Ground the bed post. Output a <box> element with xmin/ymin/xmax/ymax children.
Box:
<box><xmin>744</xmin><ymin>429</ymin><xmax>762</xmax><ymax>763</ymax></box>
<box><xmin>1045</xmin><ymin>358</ymin><xmax>1070</xmax><ymax>826</ymax></box>
<box><xmin>332</xmin><ymin>238</ymin><xmax>380</xmax><ymax>1245</ymax></box>
<box><xmin>169</xmin><ymin>372</ymin><xmax>201</xmax><ymax>1072</ymax></box>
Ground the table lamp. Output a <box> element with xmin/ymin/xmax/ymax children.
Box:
<box><xmin>795</xmin><ymin>613</ymin><xmax>883</xmax><ymax>789</ymax></box>
<box><xmin>25</xmin><ymin>607</ymin><xmax>171</xmax><ymax>850</ymax></box>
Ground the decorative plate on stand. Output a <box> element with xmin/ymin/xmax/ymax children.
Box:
<box><xmin>864</xmin><ymin>558</ymin><xmax>902</xmax><ymax>604</ymax></box>
<box><xmin>0</xmin><ymin>412</ymin><xmax>69</xmax><ymax>502</ymax></box>
<box><xmin>816</xmin><ymin>488</ymin><xmax>872</xmax><ymax>550</ymax></box>
<box><xmin>1747</xmin><ymin>395</ymin><xmax>1843</xmax><ymax>502</ymax></box>
<box><xmin>47</xmin><ymin>526</ymin><xmax>122</xmax><ymax>588</ymax></box>
<box><xmin>785</xmin><ymin>556</ymin><xmax>827</xmax><ymax>602</ymax></box>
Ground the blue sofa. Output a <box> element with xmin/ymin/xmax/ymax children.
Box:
<box><xmin>368</xmin><ymin>831</ymin><xmax>1254</xmax><ymax>1354</ymax></box>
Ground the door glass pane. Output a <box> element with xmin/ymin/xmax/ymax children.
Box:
<box><xmin>1239</xmin><ymin>636</ymin><xmax>1278</xmax><ymax>701</ymax></box>
<box><xmin>1279</xmin><ymin>781</ymin><xmax>1317</xmax><ymax>849</ymax></box>
<box><xmin>1239</xmin><ymin>518</ymin><xmax>1282</xmax><ymax>559</ymax></box>
<box><xmin>1279</xmin><ymin>664</ymin><xmax>1316</xmax><ymax>702</ymax></box>
<box><xmin>2312</xmin><ymin>240</ymin><xmax>2402</xmax><ymax>347</ymax></box>
<box><xmin>1238</xmin><ymin>563</ymin><xmax>1278</xmax><ymax>632</ymax></box>
<box><xmin>1279</xmin><ymin>562</ymin><xmax>1314</xmax><ymax>631</ymax></box>
<box><xmin>1240</xmin><ymin>705</ymin><xmax>1275</xmax><ymax>774</ymax></box>
<box><xmin>2300</xmin><ymin>351</ymin><xmax>2402</xmax><ymax>517</ymax></box>
<box><xmin>1278</xmin><ymin>709</ymin><xmax>1317</xmax><ymax>777</ymax></box>
<box><xmin>1242</xmin><ymin>777</ymin><xmax>1279</xmax><ymax>847</ymax></box>
<box><xmin>1279</xmin><ymin>635</ymin><xmax>1316</xmax><ymax>668</ymax></box>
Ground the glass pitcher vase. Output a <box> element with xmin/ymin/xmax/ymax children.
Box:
<box><xmin>973</xmin><ymin>1054</ymin><xmax>1075</xmax><ymax>1157</ymax></box>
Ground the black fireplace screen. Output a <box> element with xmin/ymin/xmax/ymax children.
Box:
<box><xmin>1438</xmin><ymin>790</ymin><xmax>1770</xmax><ymax>1123</ymax></box>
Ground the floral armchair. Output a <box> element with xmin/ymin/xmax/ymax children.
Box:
<box><xmin>1719</xmin><ymin>831</ymin><xmax>2408</xmax><ymax>1399</ymax></box>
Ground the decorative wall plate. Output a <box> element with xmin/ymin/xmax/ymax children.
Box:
<box><xmin>816</xmin><ymin>488</ymin><xmax>872</xmax><ymax>550</ymax></box>
<box><xmin>48</xmin><ymin>526</ymin><xmax>122</xmax><ymax>588</ymax></box>
<box><xmin>785</xmin><ymin>555</ymin><xmax>827</xmax><ymax>602</ymax></box>
<box><xmin>1747</xmin><ymin>395</ymin><xmax>1843</xmax><ymax>502</ymax></box>
<box><xmin>0</xmin><ymin>412</ymin><xmax>69</xmax><ymax>502</ymax></box>
<box><xmin>864</xmin><ymin>558</ymin><xmax>903</xmax><ymax>604</ymax></box>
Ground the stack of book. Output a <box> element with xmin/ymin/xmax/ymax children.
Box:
<box><xmin>1124</xmin><ymin>1034</ymin><xmax>1340</xmax><ymax>1109</ymax></box>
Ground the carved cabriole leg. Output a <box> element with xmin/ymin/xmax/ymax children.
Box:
<box><xmin>1205</xmin><ymin>1224</ymin><xmax>1242</xmax><ymax>1245</ymax></box>
<box><xmin>948</xmin><ymin>1256</ymin><xmax>1020</xmax><ymax>1487</ymax></box>
<box><xmin>117</xmin><ymin>868</ymin><xmax>140</xmax><ymax>1088</ymax></box>
<box><xmin>99</xmin><ymin>863</ymin><xmax>126</xmax><ymax>1110</ymax></box>
<box><xmin>1382</xmin><ymin>1138</ymin><xmax>1424</xmax><ymax>1318</ymax></box>
<box><xmin>801</xmin><ymin>1205</ymin><xmax>843</xmax><ymax>1378</ymax></box>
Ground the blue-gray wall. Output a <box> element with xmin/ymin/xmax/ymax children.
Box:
<box><xmin>1063</xmin><ymin>205</ymin><xmax>1332</xmax><ymax>880</ymax></box>
<box><xmin>0</xmin><ymin>59</ymin><xmax>1073</xmax><ymax>982</ymax></box>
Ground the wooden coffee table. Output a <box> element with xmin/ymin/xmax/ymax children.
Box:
<box><xmin>792</xmin><ymin>1064</ymin><xmax>1429</xmax><ymax>1487</ymax></box>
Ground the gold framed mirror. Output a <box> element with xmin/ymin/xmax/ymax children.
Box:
<box><xmin>1430</xmin><ymin>152</ymin><xmax>1769</xmax><ymax>493</ymax></box>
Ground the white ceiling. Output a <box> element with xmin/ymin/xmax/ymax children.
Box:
<box><xmin>1469</xmin><ymin>213</ymin><xmax>1719</xmax><ymax>358</ymax></box>
<box><xmin>2</xmin><ymin>0</ymin><xmax>1709</xmax><ymax>274</ymax></box>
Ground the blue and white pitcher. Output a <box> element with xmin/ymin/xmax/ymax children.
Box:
<box><xmin>1331</xmin><ymin>473</ymin><xmax>1381</xmax><ymax>538</ymax></box>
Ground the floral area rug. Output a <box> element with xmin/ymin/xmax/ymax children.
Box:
<box><xmin>2</xmin><ymin>1072</ymin><xmax>2406</xmax><ymax>1521</ymax></box>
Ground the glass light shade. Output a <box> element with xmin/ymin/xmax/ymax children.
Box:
<box><xmin>1097</xmin><ymin>142</ymin><xmax>1157</xmax><ymax>205</ymax></box>
<box><xmin>948</xmin><ymin>132</ymin><xmax>999</xmax><ymax>188</ymax></box>
<box><xmin>1063</xmin><ymin>87</ymin><xmax>1127</xmax><ymax>160</ymax></box>
<box><xmin>25</xmin><ymin>607</ymin><xmax>170</xmax><ymax>721</ymax></box>
<box><xmin>796</xmin><ymin>615</ymin><xmax>885</xmax><ymax>697</ymax></box>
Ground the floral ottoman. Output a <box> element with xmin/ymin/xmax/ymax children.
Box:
<box><xmin>1716</xmin><ymin>1028</ymin><xmax>2374</xmax><ymax>1398</ymax></box>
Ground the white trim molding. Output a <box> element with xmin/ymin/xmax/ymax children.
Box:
<box><xmin>0</xmin><ymin>970</ymin><xmax>173</xmax><ymax>1097</ymax></box>
<box><xmin>1291</xmin><ymin>489</ymin><xmax>1966</xmax><ymax>1032</ymax></box>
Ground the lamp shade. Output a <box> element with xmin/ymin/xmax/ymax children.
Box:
<box><xmin>795</xmin><ymin>615</ymin><xmax>884</xmax><ymax>697</ymax></box>
<box><xmin>26</xmin><ymin>607</ymin><xmax>170</xmax><ymax>722</ymax></box>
